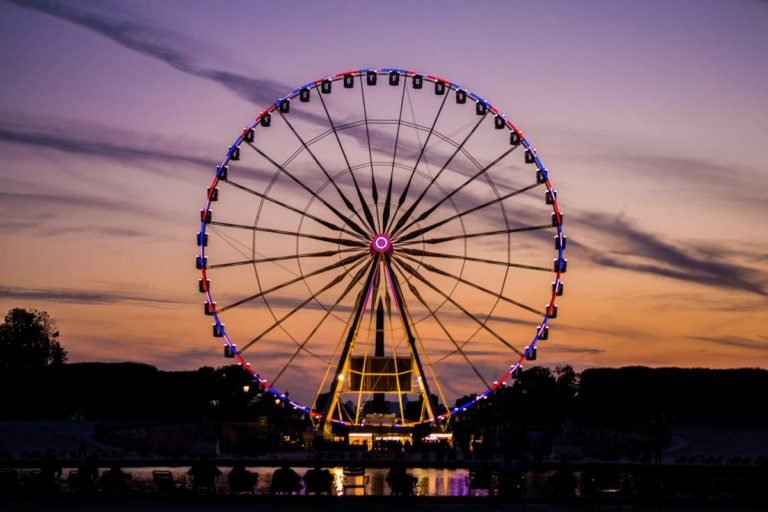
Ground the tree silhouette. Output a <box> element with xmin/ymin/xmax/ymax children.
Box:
<box><xmin>0</xmin><ymin>308</ymin><xmax>67</xmax><ymax>374</ymax></box>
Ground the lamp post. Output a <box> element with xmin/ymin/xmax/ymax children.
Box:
<box><xmin>242</xmin><ymin>384</ymin><xmax>251</xmax><ymax>454</ymax></box>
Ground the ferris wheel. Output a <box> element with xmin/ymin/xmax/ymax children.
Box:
<box><xmin>196</xmin><ymin>68</ymin><xmax>566</xmax><ymax>429</ymax></box>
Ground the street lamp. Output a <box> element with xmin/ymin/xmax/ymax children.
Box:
<box><xmin>242</xmin><ymin>384</ymin><xmax>251</xmax><ymax>454</ymax></box>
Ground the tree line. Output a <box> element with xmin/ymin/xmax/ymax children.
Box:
<box><xmin>2</xmin><ymin>307</ymin><xmax>767</xmax><ymax>425</ymax></box>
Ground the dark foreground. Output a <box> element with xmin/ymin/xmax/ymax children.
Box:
<box><xmin>2</xmin><ymin>459</ymin><xmax>767</xmax><ymax>508</ymax></box>
<box><xmin>1</xmin><ymin>495</ymin><xmax>767</xmax><ymax>512</ymax></box>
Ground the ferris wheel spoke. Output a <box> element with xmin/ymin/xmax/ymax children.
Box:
<box><xmin>381</xmin><ymin>79</ymin><xmax>408</xmax><ymax>233</ymax></box>
<box><xmin>397</xmin><ymin>223</ymin><xmax>553</xmax><ymax>247</ymax></box>
<box><xmin>386</xmin><ymin>90</ymin><xmax>450</xmax><ymax>233</ymax></box>
<box><xmin>278</xmin><ymin>122</ymin><xmax>359</xmax><ymax>171</ymax></box>
<box><xmin>393</xmin><ymin>258</ymin><xmax>524</xmax><ymax>357</ymax></box>
<box><xmin>394</xmin><ymin>145</ymin><xmax>518</xmax><ymax>237</ymax></box>
<box><xmin>206</xmin><ymin>247</ymin><xmax>362</xmax><ymax>270</ymax></box>
<box><xmin>396</xmin><ymin>247</ymin><xmax>554</xmax><ymax>272</ymax></box>
<box><xmin>396</xmin><ymin>181</ymin><xmax>543</xmax><ymax>243</ymax></box>
<box><xmin>246</xmin><ymin>141</ymin><xmax>371</xmax><ymax>239</ymax></box>
<box><xmin>278</xmin><ymin>113</ymin><xmax>374</xmax><ymax>236</ymax></box>
<box><xmin>270</xmin><ymin>260</ymin><xmax>372</xmax><ymax>388</ymax></box>
<box><xmin>399</xmin><ymin>253</ymin><xmax>544</xmax><ymax>317</ymax></box>
<box><xmin>389</xmin><ymin>113</ymin><xmax>487</xmax><ymax>238</ymax></box>
<box><xmin>216</xmin><ymin>252</ymin><xmax>367</xmax><ymax>314</ymax></box>
<box><xmin>223</xmin><ymin>177</ymin><xmax>368</xmax><ymax>242</ymax></box>
<box><xmin>394</xmin><ymin>118</ymin><xmax>486</xmax><ymax>172</ymax></box>
<box><xmin>209</xmin><ymin>221</ymin><xmax>365</xmax><ymax>248</ymax></box>
<box><xmin>316</xmin><ymin>90</ymin><xmax>378</xmax><ymax>233</ymax></box>
<box><xmin>399</xmin><ymin>269</ymin><xmax>491</xmax><ymax>389</ymax></box>
<box><xmin>238</xmin><ymin>258</ymin><xmax>368</xmax><ymax>355</ymax></box>
<box><xmin>358</xmin><ymin>73</ymin><xmax>380</xmax><ymax>232</ymax></box>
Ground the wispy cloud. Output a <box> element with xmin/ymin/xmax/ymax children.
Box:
<box><xmin>69</xmin><ymin>335</ymin><xmax>218</xmax><ymax>370</ymax></box>
<box><xmin>0</xmin><ymin>189</ymin><xmax>163</xmax><ymax>236</ymax></box>
<box><xmin>556</xmin><ymin>320</ymin><xmax>647</xmax><ymax>341</ymax></box>
<box><xmin>634</xmin><ymin>290</ymin><xmax>768</xmax><ymax>313</ymax></box>
<box><xmin>585</xmin><ymin>145</ymin><xmax>768</xmax><ymax>212</ymax></box>
<box><xmin>4</xmin><ymin>0</ymin><xmax>528</xmax><ymax>184</ymax></box>
<box><xmin>2</xmin><ymin>190</ymin><xmax>135</xmax><ymax>211</ymax></box>
<box><xmin>7</xmin><ymin>0</ymin><xmax>289</xmax><ymax>106</ymax></box>
<box><xmin>688</xmin><ymin>335</ymin><xmax>768</xmax><ymax>353</ymax></box>
<box><xmin>0</xmin><ymin>285</ymin><xmax>188</xmax><ymax>307</ymax></box>
<box><xmin>36</xmin><ymin>225</ymin><xmax>147</xmax><ymax>238</ymax></box>
<box><xmin>543</xmin><ymin>342</ymin><xmax>606</xmax><ymax>355</ymax></box>
<box><xmin>574</xmin><ymin>211</ymin><xmax>767</xmax><ymax>296</ymax></box>
<box><xmin>0</xmin><ymin>120</ymin><xmax>211</xmax><ymax>169</ymax></box>
<box><xmin>3</xmin><ymin>0</ymin><xmax>537</xmax><ymax>238</ymax></box>
<box><xmin>0</xmin><ymin>219</ymin><xmax>45</xmax><ymax>234</ymax></box>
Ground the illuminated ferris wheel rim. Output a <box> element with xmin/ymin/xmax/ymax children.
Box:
<box><xmin>196</xmin><ymin>68</ymin><xmax>567</xmax><ymax>425</ymax></box>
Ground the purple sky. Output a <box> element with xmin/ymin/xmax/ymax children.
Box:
<box><xmin>1</xmin><ymin>0</ymin><xmax>767</xmax><ymax>404</ymax></box>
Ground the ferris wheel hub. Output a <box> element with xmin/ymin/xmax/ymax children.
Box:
<box><xmin>371</xmin><ymin>233</ymin><xmax>393</xmax><ymax>254</ymax></box>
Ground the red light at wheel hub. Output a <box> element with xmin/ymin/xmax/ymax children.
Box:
<box><xmin>371</xmin><ymin>233</ymin><xmax>392</xmax><ymax>254</ymax></box>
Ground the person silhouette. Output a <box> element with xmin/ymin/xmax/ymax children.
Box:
<box><xmin>187</xmin><ymin>454</ymin><xmax>221</xmax><ymax>494</ymax></box>
<box><xmin>303</xmin><ymin>465</ymin><xmax>333</xmax><ymax>495</ymax></box>
<box><xmin>227</xmin><ymin>463</ymin><xmax>257</xmax><ymax>494</ymax></box>
<box><xmin>386</xmin><ymin>464</ymin><xmax>416</xmax><ymax>496</ymax></box>
<box><xmin>99</xmin><ymin>464</ymin><xmax>130</xmax><ymax>492</ymax></box>
<box><xmin>270</xmin><ymin>465</ymin><xmax>302</xmax><ymax>495</ymax></box>
<box><xmin>74</xmin><ymin>452</ymin><xmax>99</xmax><ymax>491</ymax></box>
<box><xmin>32</xmin><ymin>449</ymin><xmax>62</xmax><ymax>493</ymax></box>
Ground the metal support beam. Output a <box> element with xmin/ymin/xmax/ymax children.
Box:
<box><xmin>318</xmin><ymin>256</ymin><xmax>380</xmax><ymax>434</ymax></box>
<box><xmin>384</xmin><ymin>255</ymin><xmax>437</xmax><ymax>422</ymax></box>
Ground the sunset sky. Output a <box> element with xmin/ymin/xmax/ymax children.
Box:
<box><xmin>1</xmin><ymin>0</ymin><xmax>766</xmax><ymax>407</ymax></box>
